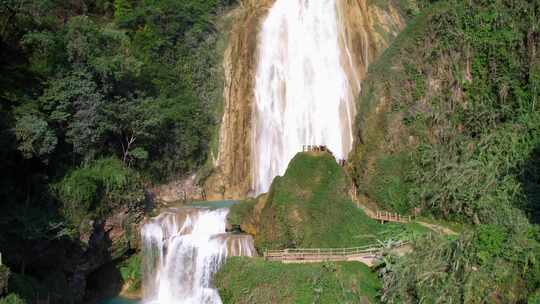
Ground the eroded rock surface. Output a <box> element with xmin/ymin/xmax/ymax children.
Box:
<box><xmin>206</xmin><ymin>0</ymin><xmax>405</xmax><ymax>200</ymax></box>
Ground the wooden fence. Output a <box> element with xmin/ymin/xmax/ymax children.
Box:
<box><xmin>264</xmin><ymin>242</ymin><xmax>407</xmax><ymax>263</ymax></box>
<box><xmin>373</xmin><ymin>211</ymin><xmax>412</xmax><ymax>223</ymax></box>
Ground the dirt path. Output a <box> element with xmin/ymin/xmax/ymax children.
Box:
<box><xmin>416</xmin><ymin>221</ymin><xmax>458</xmax><ymax>236</ymax></box>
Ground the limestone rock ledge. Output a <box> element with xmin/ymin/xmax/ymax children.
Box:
<box><xmin>205</xmin><ymin>0</ymin><xmax>276</xmax><ymax>200</ymax></box>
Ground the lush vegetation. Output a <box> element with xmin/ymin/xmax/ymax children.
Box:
<box><xmin>351</xmin><ymin>0</ymin><xmax>540</xmax><ymax>302</ymax></box>
<box><xmin>118</xmin><ymin>253</ymin><xmax>142</xmax><ymax>293</ymax></box>
<box><xmin>0</xmin><ymin>294</ymin><xmax>25</xmax><ymax>304</ymax></box>
<box><xmin>0</xmin><ymin>0</ymin><xmax>234</xmax><ymax>302</ymax></box>
<box><xmin>229</xmin><ymin>152</ymin><xmax>424</xmax><ymax>251</ymax></box>
<box><xmin>215</xmin><ymin>258</ymin><xmax>381</xmax><ymax>304</ymax></box>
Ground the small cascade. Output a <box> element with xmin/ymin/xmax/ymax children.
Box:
<box><xmin>141</xmin><ymin>207</ymin><xmax>255</xmax><ymax>304</ymax></box>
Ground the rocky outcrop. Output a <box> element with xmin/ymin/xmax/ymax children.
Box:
<box><xmin>336</xmin><ymin>0</ymin><xmax>404</xmax><ymax>84</ymax></box>
<box><xmin>71</xmin><ymin>204</ymin><xmax>144</xmax><ymax>301</ymax></box>
<box><xmin>204</xmin><ymin>0</ymin><xmax>276</xmax><ymax>200</ymax></box>
<box><xmin>0</xmin><ymin>202</ymin><xmax>145</xmax><ymax>303</ymax></box>
<box><xmin>206</xmin><ymin>0</ymin><xmax>405</xmax><ymax>200</ymax></box>
<box><xmin>148</xmin><ymin>174</ymin><xmax>206</xmax><ymax>204</ymax></box>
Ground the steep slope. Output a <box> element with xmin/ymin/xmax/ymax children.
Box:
<box><xmin>349</xmin><ymin>0</ymin><xmax>540</xmax><ymax>302</ymax></box>
<box><xmin>229</xmin><ymin>152</ymin><xmax>387</xmax><ymax>251</ymax></box>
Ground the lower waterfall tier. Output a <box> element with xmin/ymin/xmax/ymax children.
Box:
<box><xmin>141</xmin><ymin>207</ymin><xmax>255</xmax><ymax>304</ymax></box>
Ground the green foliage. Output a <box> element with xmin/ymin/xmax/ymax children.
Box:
<box><xmin>352</xmin><ymin>0</ymin><xmax>540</xmax><ymax>301</ymax></box>
<box><xmin>474</xmin><ymin>224</ymin><xmax>507</xmax><ymax>264</ymax></box>
<box><xmin>228</xmin><ymin>198</ymin><xmax>258</xmax><ymax>228</ymax></box>
<box><xmin>365</xmin><ymin>152</ymin><xmax>414</xmax><ymax>213</ymax></box>
<box><xmin>14</xmin><ymin>115</ymin><xmax>57</xmax><ymax>160</ymax></box>
<box><xmin>381</xmin><ymin>224</ymin><xmax>540</xmax><ymax>303</ymax></box>
<box><xmin>0</xmin><ymin>294</ymin><xmax>25</xmax><ymax>304</ymax></box>
<box><xmin>0</xmin><ymin>0</ymin><xmax>233</xmax><ymax>301</ymax></box>
<box><xmin>354</xmin><ymin>0</ymin><xmax>540</xmax><ymax>223</ymax></box>
<box><xmin>530</xmin><ymin>292</ymin><xmax>540</xmax><ymax>304</ymax></box>
<box><xmin>215</xmin><ymin>258</ymin><xmax>380</xmax><ymax>304</ymax></box>
<box><xmin>119</xmin><ymin>253</ymin><xmax>142</xmax><ymax>292</ymax></box>
<box><xmin>55</xmin><ymin>157</ymin><xmax>143</xmax><ymax>225</ymax></box>
<box><xmin>8</xmin><ymin>273</ymin><xmax>48</xmax><ymax>303</ymax></box>
<box><xmin>248</xmin><ymin>152</ymin><xmax>404</xmax><ymax>251</ymax></box>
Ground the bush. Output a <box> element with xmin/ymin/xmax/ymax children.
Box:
<box><xmin>0</xmin><ymin>294</ymin><xmax>25</xmax><ymax>304</ymax></box>
<box><xmin>119</xmin><ymin>253</ymin><xmax>142</xmax><ymax>292</ymax></box>
<box><xmin>381</xmin><ymin>228</ymin><xmax>538</xmax><ymax>303</ymax></box>
<box><xmin>55</xmin><ymin>157</ymin><xmax>143</xmax><ymax>226</ymax></box>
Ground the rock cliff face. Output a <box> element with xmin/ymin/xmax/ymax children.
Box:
<box><xmin>149</xmin><ymin>174</ymin><xmax>206</xmax><ymax>203</ymax></box>
<box><xmin>1</xmin><ymin>204</ymin><xmax>144</xmax><ymax>303</ymax></box>
<box><xmin>204</xmin><ymin>0</ymin><xmax>275</xmax><ymax>200</ymax></box>
<box><xmin>206</xmin><ymin>0</ymin><xmax>405</xmax><ymax>200</ymax></box>
<box><xmin>74</xmin><ymin>205</ymin><xmax>144</xmax><ymax>301</ymax></box>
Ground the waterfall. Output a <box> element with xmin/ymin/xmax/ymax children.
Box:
<box><xmin>141</xmin><ymin>207</ymin><xmax>256</xmax><ymax>304</ymax></box>
<box><xmin>252</xmin><ymin>0</ymin><xmax>360</xmax><ymax>194</ymax></box>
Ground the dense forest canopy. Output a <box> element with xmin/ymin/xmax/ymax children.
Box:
<box><xmin>2</xmin><ymin>0</ymin><xmax>540</xmax><ymax>303</ymax></box>
<box><xmin>0</xmin><ymin>0</ymin><xmax>234</xmax><ymax>301</ymax></box>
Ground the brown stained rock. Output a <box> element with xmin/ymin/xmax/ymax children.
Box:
<box><xmin>206</xmin><ymin>0</ymin><xmax>276</xmax><ymax>200</ymax></box>
<box><xmin>149</xmin><ymin>174</ymin><xmax>207</xmax><ymax>204</ymax></box>
<box><xmin>207</xmin><ymin>0</ymin><xmax>405</xmax><ymax>200</ymax></box>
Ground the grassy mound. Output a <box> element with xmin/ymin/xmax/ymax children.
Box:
<box><xmin>231</xmin><ymin>152</ymin><xmax>390</xmax><ymax>250</ymax></box>
<box><xmin>215</xmin><ymin>257</ymin><xmax>380</xmax><ymax>304</ymax></box>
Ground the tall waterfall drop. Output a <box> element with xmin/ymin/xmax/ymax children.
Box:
<box><xmin>252</xmin><ymin>0</ymin><xmax>360</xmax><ymax>194</ymax></box>
<box><xmin>141</xmin><ymin>207</ymin><xmax>255</xmax><ymax>304</ymax></box>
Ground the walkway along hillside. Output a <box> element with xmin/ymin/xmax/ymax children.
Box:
<box><xmin>263</xmin><ymin>242</ymin><xmax>410</xmax><ymax>267</ymax></box>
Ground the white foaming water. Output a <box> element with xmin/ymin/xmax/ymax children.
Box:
<box><xmin>252</xmin><ymin>0</ymin><xmax>359</xmax><ymax>194</ymax></box>
<box><xmin>141</xmin><ymin>208</ymin><xmax>256</xmax><ymax>304</ymax></box>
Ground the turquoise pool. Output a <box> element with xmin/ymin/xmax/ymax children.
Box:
<box><xmin>98</xmin><ymin>298</ymin><xmax>139</xmax><ymax>304</ymax></box>
<box><xmin>189</xmin><ymin>200</ymin><xmax>239</xmax><ymax>209</ymax></box>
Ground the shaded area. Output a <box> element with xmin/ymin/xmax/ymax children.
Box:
<box><xmin>98</xmin><ymin>297</ymin><xmax>139</xmax><ymax>304</ymax></box>
<box><xmin>519</xmin><ymin>145</ymin><xmax>540</xmax><ymax>224</ymax></box>
<box><xmin>85</xmin><ymin>261</ymin><xmax>125</xmax><ymax>304</ymax></box>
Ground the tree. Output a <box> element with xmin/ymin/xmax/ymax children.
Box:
<box><xmin>14</xmin><ymin>115</ymin><xmax>57</xmax><ymax>161</ymax></box>
<box><xmin>40</xmin><ymin>70</ymin><xmax>108</xmax><ymax>159</ymax></box>
<box><xmin>108</xmin><ymin>95</ymin><xmax>162</xmax><ymax>165</ymax></box>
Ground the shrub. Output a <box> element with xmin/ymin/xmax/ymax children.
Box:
<box><xmin>0</xmin><ymin>294</ymin><xmax>25</xmax><ymax>304</ymax></box>
<box><xmin>55</xmin><ymin>157</ymin><xmax>143</xmax><ymax>226</ymax></box>
<box><xmin>119</xmin><ymin>253</ymin><xmax>142</xmax><ymax>292</ymax></box>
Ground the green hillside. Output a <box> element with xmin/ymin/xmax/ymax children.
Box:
<box><xmin>350</xmin><ymin>0</ymin><xmax>540</xmax><ymax>302</ymax></box>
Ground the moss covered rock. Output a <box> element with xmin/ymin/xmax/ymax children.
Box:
<box><xmin>230</xmin><ymin>152</ymin><xmax>385</xmax><ymax>250</ymax></box>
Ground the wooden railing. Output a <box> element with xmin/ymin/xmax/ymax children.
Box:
<box><xmin>302</xmin><ymin>145</ymin><xmax>329</xmax><ymax>153</ymax></box>
<box><xmin>264</xmin><ymin>242</ymin><xmax>407</xmax><ymax>262</ymax></box>
<box><xmin>373</xmin><ymin>211</ymin><xmax>412</xmax><ymax>223</ymax></box>
<box><xmin>349</xmin><ymin>182</ymin><xmax>412</xmax><ymax>224</ymax></box>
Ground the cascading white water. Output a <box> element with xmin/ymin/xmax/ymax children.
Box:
<box><xmin>252</xmin><ymin>0</ymin><xmax>360</xmax><ymax>194</ymax></box>
<box><xmin>141</xmin><ymin>207</ymin><xmax>255</xmax><ymax>304</ymax></box>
